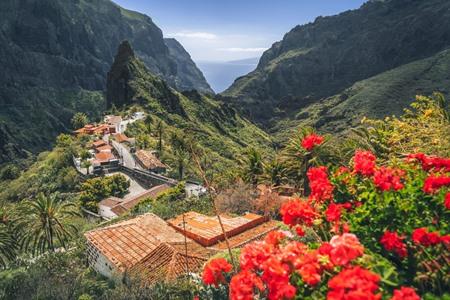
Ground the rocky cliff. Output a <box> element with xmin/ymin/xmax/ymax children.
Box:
<box><xmin>223</xmin><ymin>0</ymin><xmax>450</xmax><ymax>131</ymax></box>
<box><xmin>0</xmin><ymin>0</ymin><xmax>212</xmax><ymax>163</ymax></box>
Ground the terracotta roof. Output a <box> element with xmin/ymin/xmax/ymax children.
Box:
<box><xmin>212</xmin><ymin>219</ymin><xmax>281</xmax><ymax>250</ymax></box>
<box><xmin>114</xmin><ymin>133</ymin><xmax>129</xmax><ymax>143</ymax></box>
<box><xmin>128</xmin><ymin>242</ymin><xmax>214</xmax><ymax>284</ymax></box>
<box><xmin>167</xmin><ymin>212</ymin><xmax>269</xmax><ymax>247</ymax></box>
<box><xmin>85</xmin><ymin>214</ymin><xmax>189</xmax><ymax>272</ymax></box>
<box><xmin>105</xmin><ymin>115</ymin><xmax>122</xmax><ymax>125</ymax></box>
<box><xmin>110</xmin><ymin>184</ymin><xmax>170</xmax><ymax>216</ymax></box>
<box><xmin>95</xmin><ymin>152</ymin><xmax>115</xmax><ymax>163</ymax></box>
<box><xmin>99</xmin><ymin>197</ymin><xmax>122</xmax><ymax>208</ymax></box>
<box><xmin>135</xmin><ymin>150</ymin><xmax>167</xmax><ymax>170</ymax></box>
<box><xmin>96</xmin><ymin>144</ymin><xmax>113</xmax><ymax>152</ymax></box>
<box><xmin>93</xmin><ymin>140</ymin><xmax>107</xmax><ymax>148</ymax></box>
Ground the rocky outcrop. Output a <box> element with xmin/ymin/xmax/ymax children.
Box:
<box><xmin>223</xmin><ymin>0</ymin><xmax>450</xmax><ymax>129</ymax></box>
<box><xmin>0</xmin><ymin>0</ymin><xmax>211</xmax><ymax>162</ymax></box>
<box><xmin>106</xmin><ymin>42</ymin><xmax>186</xmax><ymax>116</ymax></box>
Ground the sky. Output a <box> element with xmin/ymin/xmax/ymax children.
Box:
<box><xmin>113</xmin><ymin>0</ymin><xmax>367</xmax><ymax>62</ymax></box>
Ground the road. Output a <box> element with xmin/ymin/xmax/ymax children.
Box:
<box><xmin>111</xmin><ymin>140</ymin><xmax>142</xmax><ymax>170</ymax></box>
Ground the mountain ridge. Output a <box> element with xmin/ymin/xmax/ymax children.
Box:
<box><xmin>223</xmin><ymin>0</ymin><xmax>450</xmax><ymax>131</ymax></box>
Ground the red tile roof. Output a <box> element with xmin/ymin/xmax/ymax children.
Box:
<box><xmin>167</xmin><ymin>212</ymin><xmax>269</xmax><ymax>247</ymax></box>
<box><xmin>135</xmin><ymin>150</ymin><xmax>167</xmax><ymax>170</ymax></box>
<box><xmin>110</xmin><ymin>184</ymin><xmax>171</xmax><ymax>216</ymax></box>
<box><xmin>93</xmin><ymin>140</ymin><xmax>107</xmax><ymax>148</ymax></box>
<box><xmin>95</xmin><ymin>152</ymin><xmax>115</xmax><ymax>163</ymax></box>
<box><xmin>84</xmin><ymin>214</ymin><xmax>190</xmax><ymax>272</ymax></box>
<box><xmin>99</xmin><ymin>197</ymin><xmax>122</xmax><ymax>208</ymax></box>
<box><xmin>96</xmin><ymin>144</ymin><xmax>113</xmax><ymax>152</ymax></box>
<box><xmin>114</xmin><ymin>133</ymin><xmax>129</xmax><ymax>143</ymax></box>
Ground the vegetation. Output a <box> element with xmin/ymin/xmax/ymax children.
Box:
<box><xmin>78</xmin><ymin>175</ymin><xmax>130</xmax><ymax>211</ymax></box>
<box><xmin>71</xmin><ymin>112</ymin><xmax>89</xmax><ymax>130</ymax></box>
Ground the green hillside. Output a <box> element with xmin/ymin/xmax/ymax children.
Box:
<box><xmin>223</xmin><ymin>0</ymin><xmax>450</xmax><ymax>132</ymax></box>
<box><xmin>0</xmin><ymin>0</ymin><xmax>212</xmax><ymax>163</ymax></box>
<box><xmin>106</xmin><ymin>42</ymin><xmax>272</xmax><ymax>176</ymax></box>
<box><xmin>273</xmin><ymin>48</ymin><xmax>450</xmax><ymax>141</ymax></box>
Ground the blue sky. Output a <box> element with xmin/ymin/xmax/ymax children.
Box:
<box><xmin>113</xmin><ymin>0</ymin><xmax>367</xmax><ymax>62</ymax></box>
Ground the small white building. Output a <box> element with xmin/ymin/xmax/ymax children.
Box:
<box><xmin>185</xmin><ymin>181</ymin><xmax>207</xmax><ymax>197</ymax></box>
<box><xmin>104</xmin><ymin>115</ymin><xmax>123</xmax><ymax>133</ymax></box>
<box><xmin>97</xmin><ymin>197</ymin><xmax>122</xmax><ymax>219</ymax></box>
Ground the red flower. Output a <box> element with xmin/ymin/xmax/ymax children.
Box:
<box><xmin>265</xmin><ymin>230</ymin><xmax>287</xmax><ymax>246</ymax></box>
<box><xmin>353</xmin><ymin>150</ymin><xmax>377</xmax><ymax>176</ymax></box>
<box><xmin>329</xmin><ymin>233</ymin><xmax>364</xmax><ymax>266</ymax></box>
<box><xmin>230</xmin><ymin>270</ymin><xmax>264</xmax><ymax>300</ymax></box>
<box><xmin>407</xmin><ymin>153</ymin><xmax>450</xmax><ymax>172</ymax></box>
<box><xmin>411</xmin><ymin>228</ymin><xmax>441</xmax><ymax>247</ymax></box>
<box><xmin>301</xmin><ymin>133</ymin><xmax>324</xmax><ymax>151</ymax></box>
<box><xmin>307</xmin><ymin>166</ymin><xmax>334</xmax><ymax>202</ymax></box>
<box><xmin>295</xmin><ymin>226</ymin><xmax>305</xmax><ymax>237</ymax></box>
<box><xmin>380</xmin><ymin>230</ymin><xmax>407</xmax><ymax>258</ymax></box>
<box><xmin>261</xmin><ymin>256</ymin><xmax>296</xmax><ymax>300</ymax></box>
<box><xmin>373</xmin><ymin>167</ymin><xmax>405</xmax><ymax>191</ymax></box>
<box><xmin>240</xmin><ymin>241</ymin><xmax>274</xmax><ymax>271</ymax></box>
<box><xmin>327</xmin><ymin>266</ymin><xmax>381</xmax><ymax>300</ymax></box>
<box><xmin>202</xmin><ymin>258</ymin><xmax>232</xmax><ymax>287</ymax></box>
<box><xmin>423</xmin><ymin>175</ymin><xmax>450</xmax><ymax>194</ymax></box>
<box><xmin>325</xmin><ymin>203</ymin><xmax>344</xmax><ymax>223</ymax></box>
<box><xmin>390</xmin><ymin>286</ymin><xmax>420</xmax><ymax>300</ymax></box>
<box><xmin>280</xmin><ymin>199</ymin><xmax>319</xmax><ymax>227</ymax></box>
<box><xmin>445</xmin><ymin>193</ymin><xmax>450</xmax><ymax>210</ymax></box>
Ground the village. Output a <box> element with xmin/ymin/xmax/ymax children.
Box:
<box><xmin>70</xmin><ymin>113</ymin><xmax>290</xmax><ymax>284</ymax></box>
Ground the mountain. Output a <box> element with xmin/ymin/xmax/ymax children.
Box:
<box><xmin>198</xmin><ymin>57</ymin><xmax>259</xmax><ymax>93</ymax></box>
<box><xmin>0</xmin><ymin>0</ymin><xmax>212</xmax><ymax>163</ymax></box>
<box><xmin>223</xmin><ymin>0</ymin><xmax>450</xmax><ymax>133</ymax></box>
<box><xmin>107</xmin><ymin>41</ymin><xmax>271</xmax><ymax>170</ymax></box>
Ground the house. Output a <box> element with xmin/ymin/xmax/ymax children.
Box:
<box><xmin>132</xmin><ymin>112</ymin><xmax>145</xmax><ymax>120</ymax></box>
<box><xmin>135</xmin><ymin>150</ymin><xmax>167</xmax><ymax>174</ymax></box>
<box><xmin>92</xmin><ymin>140</ymin><xmax>107</xmax><ymax>148</ymax></box>
<box><xmin>167</xmin><ymin>211</ymin><xmax>280</xmax><ymax>248</ymax></box>
<box><xmin>93</xmin><ymin>152</ymin><xmax>116</xmax><ymax>165</ymax></box>
<box><xmin>84</xmin><ymin>213</ymin><xmax>214</xmax><ymax>282</ymax></box>
<box><xmin>96</xmin><ymin>144</ymin><xmax>113</xmax><ymax>153</ymax></box>
<box><xmin>104</xmin><ymin>115</ymin><xmax>123</xmax><ymax>133</ymax></box>
<box><xmin>85</xmin><ymin>212</ymin><xmax>280</xmax><ymax>283</ymax></box>
<box><xmin>74</xmin><ymin>124</ymin><xmax>110</xmax><ymax>136</ymax></box>
<box><xmin>98</xmin><ymin>184</ymin><xmax>171</xmax><ymax>219</ymax></box>
<box><xmin>113</xmin><ymin>133</ymin><xmax>130</xmax><ymax>144</ymax></box>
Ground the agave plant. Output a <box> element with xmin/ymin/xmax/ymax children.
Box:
<box><xmin>16</xmin><ymin>193</ymin><xmax>79</xmax><ymax>256</ymax></box>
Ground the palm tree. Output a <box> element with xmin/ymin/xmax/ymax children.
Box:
<box><xmin>263</xmin><ymin>158</ymin><xmax>288</xmax><ymax>187</ymax></box>
<box><xmin>174</xmin><ymin>149</ymin><xmax>190</xmax><ymax>180</ymax></box>
<box><xmin>0</xmin><ymin>225</ymin><xmax>16</xmax><ymax>268</ymax></box>
<box><xmin>71</xmin><ymin>112</ymin><xmax>89</xmax><ymax>130</ymax></box>
<box><xmin>241</xmin><ymin>148</ymin><xmax>264</xmax><ymax>185</ymax></box>
<box><xmin>16</xmin><ymin>193</ymin><xmax>79</xmax><ymax>255</ymax></box>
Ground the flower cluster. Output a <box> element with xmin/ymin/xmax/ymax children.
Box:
<box><xmin>280</xmin><ymin>198</ymin><xmax>318</xmax><ymax>227</ymax></box>
<box><xmin>307</xmin><ymin>166</ymin><xmax>334</xmax><ymax>202</ymax></box>
<box><xmin>445</xmin><ymin>192</ymin><xmax>450</xmax><ymax>210</ymax></box>
<box><xmin>327</xmin><ymin>266</ymin><xmax>381</xmax><ymax>300</ymax></box>
<box><xmin>301</xmin><ymin>133</ymin><xmax>324</xmax><ymax>151</ymax></box>
<box><xmin>407</xmin><ymin>153</ymin><xmax>450</xmax><ymax>172</ymax></box>
<box><xmin>423</xmin><ymin>175</ymin><xmax>450</xmax><ymax>194</ymax></box>
<box><xmin>390</xmin><ymin>287</ymin><xmax>420</xmax><ymax>300</ymax></box>
<box><xmin>353</xmin><ymin>150</ymin><xmax>377</xmax><ymax>176</ymax></box>
<box><xmin>202</xmin><ymin>258</ymin><xmax>232</xmax><ymax>287</ymax></box>
<box><xmin>231</xmin><ymin>232</ymin><xmax>365</xmax><ymax>299</ymax></box>
<box><xmin>380</xmin><ymin>230</ymin><xmax>407</xmax><ymax>258</ymax></box>
<box><xmin>373</xmin><ymin>167</ymin><xmax>405</xmax><ymax>191</ymax></box>
<box><xmin>411</xmin><ymin>227</ymin><xmax>448</xmax><ymax>247</ymax></box>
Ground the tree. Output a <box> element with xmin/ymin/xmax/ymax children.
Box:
<box><xmin>81</xmin><ymin>160</ymin><xmax>92</xmax><ymax>175</ymax></box>
<box><xmin>174</xmin><ymin>149</ymin><xmax>190</xmax><ymax>180</ymax></box>
<box><xmin>262</xmin><ymin>158</ymin><xmax>288</xmax><ymax>187</ymax></box>
<box><xmin>0</xmin><ymin>224</ymin><xmax>16</xmax><ymax>269</ymax></box>
<box><xmin>241</xmin><ymin>148</ymin><xmax>263</xmax><ymax>185</ymax></box>
<box><xmin>156</xmin><ymin>121</ymin><xmax>164</xmax><ymax>155</ymax></box>
<box><xmin>16</xmin><ymin>193</ymin><xmax>79</xmax><ymax>255</ymax></box>
<box><xmin>71</xmin><ymin>112</ymin><xmax>89</xmax><ymax>130</ymax></box>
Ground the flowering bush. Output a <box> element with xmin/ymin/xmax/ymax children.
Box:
<box><xmin>198</xmin><ymin>146</ymin><xmax>449</xmax><ymax>299</ymax></box>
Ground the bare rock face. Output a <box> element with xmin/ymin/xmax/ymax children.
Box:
<box><xmin>106</xmin><ymin>41</ymin><xmax>135</xmax><ymax>108</ymax></box>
